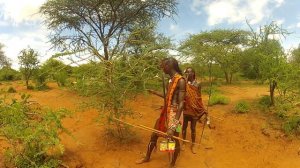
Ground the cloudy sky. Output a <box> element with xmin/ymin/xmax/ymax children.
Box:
<box><xmin>0</xmin><ymin>0</ymin><xmax>300</xmax><ymax>69</ymax></box>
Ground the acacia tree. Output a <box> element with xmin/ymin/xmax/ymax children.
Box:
<box><xmin>277</xmin><ymin>46</ymin><xmax>300</xmax><ymax>103</ymax></box>
<box><xmin>0</xmin><ymin>43</ymin><xmax>16</xmax><ymax>81</ymax></box>
<box><xmin>180</xmin><ymin>29</ymin><xmax>250</xmax><ymax>84</ymax></box>
<box><xmin>248</xmin><ymin>22</ymin><xmax>289</xmax><ymax>106</ymax></box>
<box><xmin>276</xmin><ymin>62</ymin><xmax>300</xmax><ymax>103</ymax></box>
<box><xmin>240</xmin><ymin>47</ymin><xmax>262</xmax><ymax>79</ymax></box>
<box><xmin>40</xmin><ymin>0</ymin><xmax>177</xmax><ymax>140</ymax></box>
<box><xmin>18</xmin><ymin>48</ymin><xmax>39</xmax><ymax>89</ymax></box>
<box><xmin>123</xmin><ymin>22</ymin><xmax>172</xmax><ymax>89</ymax></box>
<box><xmin>0</xmin><ymin>43</ymin><xmax>11</xmax><ymax>68</ymax></box>
<box><xmin>41</xmin><ymin>58</ymin><xmax>71</xmax><ymax>87</ymax></box>
<box><xmin>291</xmin><ymin>44</ymin><xmax>300</xmax><ymax>65</ymax></box>
<box><xmin>40</xmin><ymin>0</ymin><xmax>177</xmax><ymax>61</ymax></box>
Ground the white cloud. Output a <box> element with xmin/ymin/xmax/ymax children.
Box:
<box><xmin>274</xmin><ymin>0</ymin><xmax>284</xmax><ymax>7</ymax></box>
<box><xmin>0</xmin><ymin>20</ymin><xmax>8</xmax><ymax>26</ymax></box>
<box><xmin>289</xmin><ymin>16</ymin><xmax>300</xmax><ymax>29</ymax></box>
<box><xmin>288</xmin><ymin>22</ymin><xmax>300</xmax><ymax>29</ymax></box>
<box><xmin>0</xmin><ymin>0</ymin><xmax>96</xmax><ymax>69</ymax></box>
<box><xmin>191</xmin><ymin>0</ymin><xmax>285</xmax><ymax>26</ymax></box>
<box><xmin>282</xmin><ymin>37</ymin><xmax>299</xmax><ymax>52</ymax></box>
<box><xmin>287</xmin><ymin>25</ymin><xmax>295</xmax><ymax>29</ymax></box>
<box><xmin>169</xmin><ymin>50</ymin><xmax>179</xmax><ymax>56</ymax></box>
<box><xmin>0</xmin><ymin>0</ymin><xmax>45</xmax><ymax>25</ymax></box>
<box><xmin>275</xmin><ymin>19</ymin><xmax>285</xmax><ymax>25</ymax></box>
<box><xmin>0</xmin><ymin>0</ymin><xmax>56</xmax><ymax>69</ymax></box>
<box><xmin>287</xmin><ymin>23</ymin><xmax>299</xmax><ymax>29</ymax></box>
<box><xmin>0</xmin><ymin>25</ymin><xmax>53</xmax><ymax>69</ymax></box>
<box><xmin>168</xmin><ymin>24</ymin><xmax>194</xmax><ymax>37</ymax></box>
<box><xmin>190</xmin><ymin>0</ymin><xmax>203</xmax><ymax>15</ymax></box>
<box><xmin>268</xmin><ymin>34</ymin><xmax>282</xmax><ymax>41</ymax></box>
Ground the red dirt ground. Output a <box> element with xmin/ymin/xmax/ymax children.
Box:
<box><xmin>1</xmin><ymin>82</ymin><xmax>300</xmax><ymax>168</ymax></box>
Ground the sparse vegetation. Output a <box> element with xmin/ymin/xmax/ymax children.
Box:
<box><xmin>202</xmin><ymin>85</ymin><xmax>220</xmax><ymax>95</ymax></box>
<box><xmin>0</xmin><ymin>94</ymin><xmax>69</xmax><ymax>168</ymax></box>
<box><xmin>54</xmin><ymin>71</ymin><xmax>68</xmax><ymax>87</ymax></box>
<box><xmin>282</xmin><ymin>115</ymin><xmax>300</xmax><ymax>135</ymax></box>
<box><xmin>18</xmin><ymin>47</ymin><xmax>39</xmax><ymax>89</ymax></box>
<box><xmin>1</xmin><ymin>1</ymin><xmax>300</xmax><ymax>168</ymax></box>
<box><xmin>258</xmin><ymin>95</ymin><xmax>272</xmax><ymax>107</ymax></box>
<box><xmin>7</xmin><ymin>86</ymin><xmax>16</xmax><ymax>93</ymax></box>
<box><xmin>26</xmin><ymin>85</ymin><xmax>35</xmax><ymax>90</ymax></box>
<box><xmin>33</xmin><ymin>68</ymin><xmax>49</xmax><ymax>91</ymax></box>
<box><xmin>234</xmin><ymin>101</ymin><xmax>250</xmax><ymax>113</ymax></box>
<box><xmin>40</xmin><ymin>59</ymin><xmax>71</xmax><ymax>87</ymax></box>
<box><xmin>0</xmin><ymin>68</ymin><xmax>21</xmax><ymax>81</ymax></box>
<box><xmin>208</xmin><ymin>94</ymin><xmax>230</xmax><ymax>106</ymax></box>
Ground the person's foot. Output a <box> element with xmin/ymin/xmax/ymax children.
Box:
<box><xmin>135</xmin><ymin>157</ymin><xmax>150</xmax><ymax>164</ymax></box>
<box><xmin>181</xmin><ymin>143</ymin><xmax>186</xmax><ymax>151</ymax></box>
<box><xmin>191</xmin><ymin>144</ymin><xmax>197</xmax><ymax>154</ymax></box>
<box><xmin>169</xmin><ymin>164</ymin><xmax>176</xmax><ymax>168</ymax></box>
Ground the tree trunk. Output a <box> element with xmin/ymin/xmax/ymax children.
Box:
<box><xmin>103</xmin><ymin>40</ymin><xmax>109</xmax><ymax>61</ymax></box>
<box><xmin>269</xmin><ymin>80</ymin><xmax>277</xmax><ymax>106</ymax></box>
<box><xmin>229</xmin><ymin>73</ymin><xmax>233</xmax><ymax>84</ymax></box>
<box><xmin>224</xmin><ymin>71</ymin><xmax>229</xmax><ymax>84</ymax></box>
<box><xmin>26</xmin><ymin>80</ymin><xmax>29</xmax><ymax>88</ymax></box>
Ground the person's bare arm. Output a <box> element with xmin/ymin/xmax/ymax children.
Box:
<box><xmin>175</xmin><ymin>78</ymin><xmax>186</xmax><ymax>120</ymax></box>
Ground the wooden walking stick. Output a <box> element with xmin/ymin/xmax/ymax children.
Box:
<box><xmin>113</xmin><ymin>117</ymin><xmax>197</xmax><ymax>144</ymax></box>
<box><xmin>162</xmin><ymin>73</ymin><xmax>167</xmax><ymax>128</ymax></box>
<box><xmin>198</xmin><ymin>60</ymin><xmax>213</xmax><ymax>148</ymax></box>
<box><xmin>161</xmin><ymin>73</ymin><xmax>173</xmax><ymax>162</ymax></box>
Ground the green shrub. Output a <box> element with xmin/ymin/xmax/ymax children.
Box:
<box><xmin>282</xmin><ymin>115</ymin><xmax>300</xmax><ymax>135</ymax></box>
<box><xmin>274</xmin><ymin>102</ymin><xmax>292</xmax><ymax>119</ymax></box>
<box><xmin>275</xmin><ymin>110</ymin><xmax>287</xmax><ymax>119</ymax></box>
<box><xmin>208</xmin><ymin>94</ymin><xmax>230</xmax><ymax>106</ymax></box>
<box><xmin>0</xmin><ymin>68</ymin><xmax>21</xmax><ymax>81</ymax></box>
<box><xmin>202</xmin><ymin>85</ymin><xmax>220</xmax><ymax>95</ymax></box>
<box><xmin>234</xmin><ymin>101</ymin><xmax>250</xmax><ymax>113</ymax></box>
<box><xmin>0</xmin><ymin>94</ymin><xmax>69</xmax><ymax>168</ymax></box>
<box><xmin>33</xmin><ymin>69</ymin><xmax>49</xmax><ymax>91</ymax></box>
<box><xmin>7</xmin><ymin>86</ymin><xmax>16</xmax><ymax>93</ymax></box>
<box><xmin>71</xmin><ymin>79</ymin><xmax>92</xmax><ymax>96</ymax></box>
<box><xmin>278</xmin><ymin>102</ymin><xmax>293</xmax><ymax>111</ymax></box>
<box><xmin>212</xmin><ymin>80</ymin><xmax>222</xmax><ymax>87</ymax></box>
<box><xmin>256</xmin><ymin>95</ymin><xmax>272</xmax><ymax>112</ymax></box>
<box><xmin>70</xmin><ymin>62</ymin><xmax>103</xmax><ymax>96</ymax></box>
<box><xmin>27</xmin><ymin>85</ymin><xmax>35</xmax><ymax>90</ymax></box>
<box><xmin>258</xmin><ymin>95</ymin><xmax>272</xmax><ymax>106</ymax></box>
<box><xmin>35</xmin><ymin>84</ymin><xmax>50</xmax><ymax>91</ymax></box>
<box><xmin>54</xmin><ymin>71</ymin><xmax>68</xmax><ymax>87</ymax></box>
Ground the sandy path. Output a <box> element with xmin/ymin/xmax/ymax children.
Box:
<box><xmin>0</xmin><ymin>82</ymin><xmax>299</xmax><ymax>168</ymax></box>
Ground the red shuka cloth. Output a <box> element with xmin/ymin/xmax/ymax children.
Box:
<box><xmin>157</xmin><ymin>74</ymin><xmax>183</xmax><ymax>132</ymax></box>
<box><xmin>184</xmin><ymin>83</ymin><xmax>206</xmax><ymax>118</ymax></box>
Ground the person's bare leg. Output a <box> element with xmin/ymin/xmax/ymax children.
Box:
<box><xmin>181</xmin><ymin>115</ymin><xmax>188</xmax><ymax>151</ymax></box>
<box><xmin>136</xmin><ymin>132</ymin><xmax>158</xmax><ymax>164</ymax></box>
<box><xmin>170</xmin><ymin>133</ymin><xmax>180</xmax><ymax>167</ymax></box>
<box><xmin>191</xmin><ymin>118</ymin><xmax>197</xmax><ymax>154</ymax></box>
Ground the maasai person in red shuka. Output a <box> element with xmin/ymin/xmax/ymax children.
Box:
<box><xmin>136</xmin><ymin>57</ymin><xmax>186</xmax><ymax>168</ymax></box>
<box><xmin>182</xmin><ymin>67</ymin><xmax>207</xmax><ymax>154</ymax></box>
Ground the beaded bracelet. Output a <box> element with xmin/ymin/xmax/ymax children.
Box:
<box><xmin>169</xmin><ymin>118</ymin><xmax>180</xmax><ymax>131</ymax></box>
